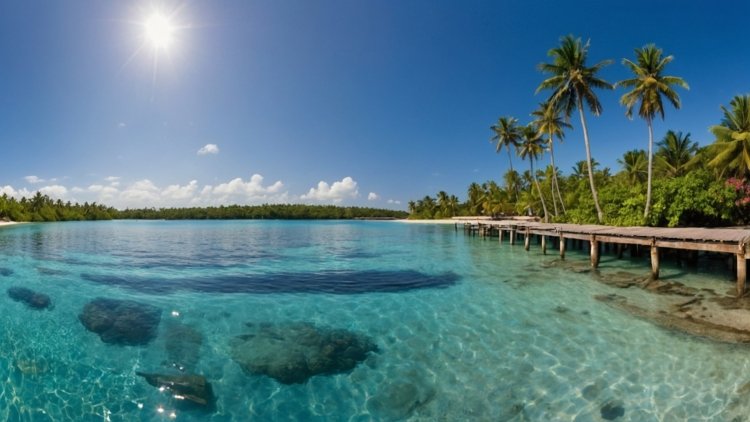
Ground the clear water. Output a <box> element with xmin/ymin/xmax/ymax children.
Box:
<box><xmin>0</xmin><ymin>220</ymin><xmax>747</xmax><ymax>421</ymax></box>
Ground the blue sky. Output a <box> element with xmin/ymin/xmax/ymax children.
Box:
<box><xmin>0</xmin><ymin>1</ymin><xmax>747</xmax><ymax>209</ymax></box>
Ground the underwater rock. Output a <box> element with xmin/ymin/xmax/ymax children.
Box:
<box><xmin>600</xmin><ymin>400</ymin><xmax>625</xmax><ymax>420</ymax></box>
<box><xmin>137</xmin><ymin>372</ymin><xmax>215</xmax><ymax>408</ymax></box>
<box><xmin>164</xmin><ymin>321</ymin><xmax>203</xmax><ymax>371</ymax></box>
<box><xmin>0</xmin><ymin>267</ymin><xmax>13</xmax><ymax>277</ymax></box>
<box><xmin>367</xmin><ymin>367</ymin><xmax>437</xmax><ymax>420</ymax></box>
<box><xmin>595</xmin><ymin>294</ymin><xmax>750</xmax><ymax>344</ymax></box>
<box><xmin>230</xmin><ymin>322</ymin><xmax>377</xmax><ymax>384</ymax></box>
<box><xmin>79</xmin><ymin>298</ymin><xmax>161</xmax><ymax>346</ymax></box>
<box><xmin>15</xmin><ymin>358</ymin><xmax>49</xmax><ymax>375</ymax></box>
<box><xmin>7</xmin><ymin>287</ymin><xmax>51</xmax><ymax>309</ymax></box>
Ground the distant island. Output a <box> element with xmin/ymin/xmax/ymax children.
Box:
<box><xmin>0</xmin><ymin>192</ymin><xmax>407</xmax><ymax>222</ymax></box>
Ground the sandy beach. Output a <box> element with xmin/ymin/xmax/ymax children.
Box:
<box><xmin>0</xmin><ymin>221</ymin><xmax>19</xmax><ymax>227</ymax></box>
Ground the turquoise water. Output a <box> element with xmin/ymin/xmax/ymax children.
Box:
<box><xmin>0</xmin><ymin>220</ymin><xmax>747</xmax><ymax>421</ymax></box>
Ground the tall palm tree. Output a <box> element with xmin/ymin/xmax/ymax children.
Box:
<box><xmin>447</xmin><ymin>195</ymin><xmax>460</xmax><ymax>217</ymax></box>
<box><xmin>655</xmin><ymin>131</ymin><xmax>698</xmax><ymax>177</ymax></box>
<box><xmin>707</xmin><ymin>95</ymin><xmax>750</xmax><ymax>178</ymax></box>
<box><xmin>490</xmin><ymin>117</ymin><xmax>522</xmax><ymax>199</ymax></box>
<box><xmin>467</xmin><ymin>182</ymin><xmax>484</xmax><ymax>215</ymax></box>
<box><xmin>532</xmin><ymin>100</ymin><xmax>572</xmax><ymax>216</ymax></box>
<box><xmin>436</xmin><ymin>191</ymin><xmax>450</xmax><ymax>217</ymax></box>
<box><xmin>518</xmin><ymin>124</ymin><xmax>549</xmax><ymax>222</ymax></box>
<box><xmin>537</xmin><ymin>35</ymin><xmax>613</xmax><ymax>223</ymax></box>
<box><xmin>617</xmin><ymin>149</ymin><xmax>648</xmax><ymax>184</ymax></box>
<box><xmin>502</xmin><ymin>169</ymin><xmax>521</xmax><ymax>206</ymax></box>
<box><xmin>617</xmin><ymin>44</ymin><xmax>688</xmax><ymax>218</ymax></box>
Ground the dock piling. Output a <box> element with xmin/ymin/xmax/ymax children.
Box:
<box><xmin>738</xmin><ymin>243</ymin><xmax>747</xmax><ymax>297</ymax></box>
<box><xmin>541</xmin><ymin>235</ymin><xmax>547</xmax><ymax>255</ymax></box>
<box><xmin>559</xmin><ymin>234</ymin><xmax>566</xmax><ymax>259</ymax></box>
<box><xmin>650</xmin><ymin>240</ymin><xmax>660</xmax><ymax>280</ymax></box>
<box><xmin>590</xmin><ymin>235</ymin><xmax>599</xmax><ymax>268</ymax></box>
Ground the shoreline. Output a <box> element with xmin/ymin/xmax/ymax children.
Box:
<box><xmin>0</xmin><ymin>221</ymin><xmax>20</xmax><ymax>228</ymax></box>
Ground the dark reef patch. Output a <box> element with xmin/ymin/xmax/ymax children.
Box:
<box><xmin>80</xmin><ymin>270</ymin><xmax>459</xmax><ymax>295</ymax></box>
<box><xmin>230</xmin><ymin>322</ymin><xmax>377</xmax><ymax>384</ymax></box>
<box><xmin>7</xmin><ymin>287</ymin><xmax>52</xmax><ymax>310</ymax></box>
<box><xmin>0</xmin><ymin>267</ymin><xmax>14</xmax><ymax>277</ymax></box>
<box><xmin>137</xmin><ymin>372</ymin><xmax>215</xmax><ymax>409</ymax></box>
<box><xmin>79</xmin><ymin>298</ymin><xmax>161</xmax><ymax>346</ymax></box>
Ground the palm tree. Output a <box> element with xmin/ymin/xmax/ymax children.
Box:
<box><xmin>655</xmin><ymin>131</ymin><xmax>698</xmax><ymax>177</ymax></box>
<box><xmin>447</xmin><ymin>195</ymin><xmax>460</xmax><ymax>217</ymax></box>
<box><xmin>617</xmin><ymin>149</ymin><xmax>648</xmax><ymax>184</ymax></box>
<box><xmin>502</xmin><ymin>169</ymin><xmax>521</xmax><ymax>206</ymax></box>
<box><xmin>436</xmin><ymin>191</ymin><xmax>450</xmax><ymax>218</ymax></box>
<box><xmin>518</xmin><ymin>124</ymin><xmax>549</xmax><ymax>222</ymax></box>
<box><xmin>467</xmin><ymin>182</ymin><xmax>484</xmax><ymax>215</ymax></box>
<box><xmin>617</xmin><ymin>44</ymin><xmax>688</xmax><ymax>218</ymax></box>
<box><xmin>490</xmin><ymin>117</ymin><xmax>522</xmax><ymax>200</ymax></box>
<box><xmin>537</xmin><ymin>35</ymin><xmax>613</xmax><ymax>223</ymax></box>
<box><xmin>706</xmin><ymin>95</ymin><xmax>750</xmax><ymax>178</ymax></box>
<box><xmin>532</xmin><ymin>100</ymin><xmax>572</xmax><ymax>216</ymax></box>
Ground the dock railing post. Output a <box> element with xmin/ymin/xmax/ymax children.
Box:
<box><xmin>590</xmin><ymin>235</ymin><xmax>599</xmax><ymax>268</ymax></box>
<box><xmin>737</xmin><ymin>242</ymin><xmax>747</xmax><ymax>297</ymax></box>
<box><xmin>559</xmin><ymin>233</ymin><xmax>566</xmax><ymax>259</ymax></box>
<box><xmin>650</xmin><ymin>239</ymin><xmax>660</xmax><ymax>280</ymax></box>
<box><xmin>524</xmin><ymin>228</ymin><xmax>530</xmax><ymax>251</ymax></box>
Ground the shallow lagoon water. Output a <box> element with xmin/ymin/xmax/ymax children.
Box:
<box><xmin>0</xmin><ymin>220</ymin><xmax>748</xmax><ymax>421</ymax></box>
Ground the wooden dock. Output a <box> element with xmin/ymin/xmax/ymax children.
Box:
<box><xmin>460</xmin><ymin>219</ymin><xmax>750</xmax><ymax>297</ymax></box>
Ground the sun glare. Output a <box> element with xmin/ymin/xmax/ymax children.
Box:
<box><xmin>144</xmin><ymin>12</ymin><xmax>175</xmax><ymax>49</ymax></box>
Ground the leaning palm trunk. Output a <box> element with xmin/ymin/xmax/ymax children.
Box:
<box><xmin>577</xmin><ymin>99</ymin><xmax>604</xmax><ymax>223</ymax></box>
<box><xmin>548</xmin><ymin>132</ymin><xmax>566</xmax><ymax>215</ymax></box>
<box><xmin>547</xmin><ymin>140</ymin><xmax>559</xmax><ymax>217</ymax></box>
<box><xmin>644</xmin><ymin>117</ymin><xmax>654</xmax><ymax>219</ymax></box>
<box><xmin>507</xmin><ymin>148</ymin><xmax>519</xmax><ymax>201</ymax></box>
<box><xmin>531</xmin><ymin>159</ymin><xmax>549</xmax><ymax>222</ymax></box>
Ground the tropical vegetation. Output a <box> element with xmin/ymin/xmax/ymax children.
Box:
<box><xmin>408</xmin><ymin>35</ymin><xmax>750</xmax><ymax>228</ymax></box>
<box><xmin>0</xmin><ymin>194</ymin><xmax>407</xmax><ymax>222</ymax></box>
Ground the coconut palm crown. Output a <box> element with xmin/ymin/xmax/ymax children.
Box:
<box><xmin>617</xmin><ymin>44</ymin><xmax>688</xmax><ymax>219</ymax></box>
<box><xmin>536</xmin><ymin>34</ymin><xmax>613</xmax><ymax>223</ymax></box>
<box><xmin>532</xmin><ymin>100</ymin><xmax>572</xmax><ymax>216</ymax></box>
<box><xmin>707</xmin><ymin>95</ymin><xmax>750</xmax><ymax>177</ymax></box>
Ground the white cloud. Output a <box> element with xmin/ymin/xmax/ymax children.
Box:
<box><xmin>39</xmin><ymin>185</ymin><xmax>68</xmax><ymax>199</ymax></box>
<box><xmin>162</xmin><ymin>180</ymin><xmax>199</xmax><ymax>201</ymax></box>
<box><xmin>197</xmin><ymin>144</ymin><xmax>220</xmax><ymax>155</ymax></box>
<box><xmin>301</xmin><ymin>177</ymin><xmax>359</xmax><ymax>203</ymax></box>
<box><xmin>118</xmin><ymin>122</ymin><xmax>126</xmax><ymax>128</ymax></box>
<box><xmin>205</xmin><ymin>174</ymin><xmax>286</xmax><ymax>204</ymax></box>
<box><xmin>0</xmin><ymin>185</ymin><xmax>18</xmax><ymax>197</ymax></box>
<box><xmin>387</xmin><ymin>199</ymin><xmax>402</xmax><ymax>205</ymax></box>
<box><xmin>24</xmin><ymin>175</ymin><xmax>43</xmax><ymax>184</ymax></box>
<box><xmin>367</xmin><ymin>192</ymin><xmax>379</xmax><ymax>201</ymax></box>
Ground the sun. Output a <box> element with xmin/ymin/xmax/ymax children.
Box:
<box><xmin>143</xmin><ymin>12</ymin><xmax>175</xmax><ymax>50</ymax></box>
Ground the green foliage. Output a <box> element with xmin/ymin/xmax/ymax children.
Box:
<box><xmin>647</xmin><ymin>170</ymin><xmax>735</xmax><ymax>227</ymax></box>
<box><xmin>116</xmin><ymin>205</ymin><xmax>407</xmax><ymax>220</ymax></box>
<box><xmin>0</xmin><ymin>193</ymin><xmax>116</xmax><ymax>222</ymax></box>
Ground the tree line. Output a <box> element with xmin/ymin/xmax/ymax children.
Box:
<box><xmin>409</xmin><ymin>35</ymin><xmax>750</xmax><ymax>227</ymax></box>
<box><xmin>116</xmin><ymin>204</ymin><xmax>407</xmax><ymax>220</ymax></box>
<box><xmin>0</xmin><ymin>193</ymin><xmax>407</xmax><ymax>222</ymax></box>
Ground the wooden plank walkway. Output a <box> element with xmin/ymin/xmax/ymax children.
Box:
<box><xmin>459</xmin><ymin>219</ymin><xmax>750</xmax><ymax>297</ymax></box>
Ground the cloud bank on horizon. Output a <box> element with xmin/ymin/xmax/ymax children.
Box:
<box><xmin>0</xmin><ymin>175</ymin><xmax>397</xmax><ymax>209</ymax></box>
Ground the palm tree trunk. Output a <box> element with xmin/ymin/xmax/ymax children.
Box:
<box><xmin>531</xmin><ymin>159</ymin><xmax>549</xmax><ymax>222</ymax></box>
<box><xmin>548</xmin><ymin>132</ymin><xmax>566</xmax><ymax>215</ymax></box>
<box><xmin>644</xmin><ymin>117</ymin><xmax>654</xmax><ymax>219</ymax></box>
<box><xmin>577</xmin><ymin>100</ymin><xmax>604</xmax><ymax>223</ymax></box>
<box><xmin>507</xmin><ymin>148</ymin><xmax>519</xmax><ymax>201</ymax></box>
<box><xmin>547</xmin><ymin>139</ymin><xmax>559</xmax><ymax>217</ymax></box>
